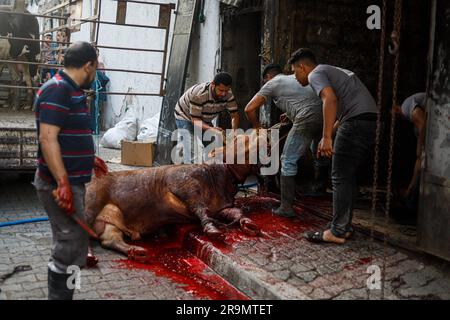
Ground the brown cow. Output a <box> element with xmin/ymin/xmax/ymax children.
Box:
<box><xmin>86</xmin><ymin>132</ymin><xmax>263</xmax><ymax>261</ymax></box>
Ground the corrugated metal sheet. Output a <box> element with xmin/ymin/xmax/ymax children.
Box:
<box><xmin>418</xmin><ymin>0</ymin><xmax>450</xmax><ymax>262</ymax></box>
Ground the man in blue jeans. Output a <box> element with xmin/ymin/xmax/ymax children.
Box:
<box><xmin>290</xmin><ymin>48</ymin><xmax>378</xmax><ymax>244</ymax></box>
<box><xmin>245</xmin><ymin>64</ymin><xmax>327</xmax><ymax>217</ymax></box>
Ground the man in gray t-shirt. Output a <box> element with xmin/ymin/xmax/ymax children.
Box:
<box><xmin>256</xmin><ymin>74</ymin><xmax>323</xmax><ymax>128</ymax></box>
<box><xmin>289</xmin><ymin>48</ymin><xmax>378</xmax><ymax>245</ymax></box>
<box><xmin>397</xmin><ymin>92</ymin><xmax>426</xmax><ymax>124</ymax></box>
<box><xmin>308</xmin><ymin>65</ymin><xmax>378</xmax><ymax>124</ymax></box>
<box><xmin>245</xmin><ymin>64</ymin><xmax>327</xmax><ymax>218</ymax></box>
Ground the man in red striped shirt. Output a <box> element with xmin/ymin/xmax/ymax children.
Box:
<box><xmin>33</xmin><ymin>42</ymin><xmax>106</xmax><ymax>300</ymax></box>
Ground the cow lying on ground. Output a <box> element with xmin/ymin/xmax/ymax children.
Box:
<box><xmin>86</xmin><ymin>132</ymin><xmax>263</xmax><ymax>261</ymax></box>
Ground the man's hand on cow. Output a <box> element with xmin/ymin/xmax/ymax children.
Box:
<box><xmin>52</xmin><ymin>175</ymin><xmax>74</xmax><ymax>215</ymax></box>
<box><xmin>94</xmin><ymin>156</ymin><xmax>108</xmax><ymax>178</ymax></box>
<box><xmin>213</xmin><ymin>127</ymin><xmax>224</xmax><ymax>133</ymax></box>
<box><xmin>280</xmin><ymin>113</ymin><xmax>290</xmax><ymax>124</ymax></box>
<box><xmin>317</xmin><ymin>137</ymin><xmax>334</xmax><ymax>158</ymax></box>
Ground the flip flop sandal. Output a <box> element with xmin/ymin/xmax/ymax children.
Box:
<box><xmin>304</xmin><ymin>230</ymin><xmax>328</xmax><ymax>243</ymax></box>
<box><xmin>304</xmin><ymin>230</ymin><xmax>347</xmax><ymax>244</ymax></box>
<box><xmin>325</xmin><ymin>222</ymin><xmax>354</xmax><ymax>239</ymax></box>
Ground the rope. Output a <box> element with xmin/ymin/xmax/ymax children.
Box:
<box><xmin>382</xmin><ymin>0</ymin><xmax>403</xmax><ymax>300</ymax></box>
<box><xmin>369</xmin><ymin>0</ymin><xmax>387</xmax><ymax>300</ymax></box>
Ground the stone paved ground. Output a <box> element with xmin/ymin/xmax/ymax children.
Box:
<box><xmin>189</xmin><ymin>196</ymin><xmax>450</xmax><ymax>300</ymax></box>
<box><xmin>0</xmin><ymin>173</ymin><xmax>449</xmax><ymax>300</ymax></box>
<box><xmin>0</xmin><ymin>173</ymin><xmax>244</xmax><ymax>300</ymax></box>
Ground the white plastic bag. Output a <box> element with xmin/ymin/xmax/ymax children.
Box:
<box><xmin>100</xmin><ymin>110</ymin><xmax>138</xmax><ymax>149</ymax></box>
<box><xmin>137</xmin><ymin>112</ymin><xmax>160</xmax><ymax>143</ymax></box>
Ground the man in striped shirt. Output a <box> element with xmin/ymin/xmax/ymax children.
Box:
<box><xmin>174</xmin><ymin>72</ymin><xmax>240</xmax><ymax>163</ymax></box>
<box><xmin>33</xmin><ymin>42</ymin><xmax>106</xmax><ymax>300</ymax></box>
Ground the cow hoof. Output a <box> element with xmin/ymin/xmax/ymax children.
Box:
<box><xmin>86</xmin><ymin>253</ymin><xmax>99</xmax><ymax>268</ymax></box>
<box><xmin>204</xmin><ymin>223</ymin><xmax>225</xmax><ymax>241</ymax></box>
<box><xmin>240</xmin><ymin>218</ymin><xmax>260</xmax><ymax>237</ymax></box>
<box><xmin>127</xmin><ymin>246</ymin><xmax>149</xmax><ymax>263</ymax></box>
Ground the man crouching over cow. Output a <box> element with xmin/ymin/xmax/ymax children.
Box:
<box><xmin>33</xmin><ymin>42</ymin><xmax>107</xmax><ymax>300</ymax></box>
<box><xmin>174</xmin><ymin>72</ymin><xmax>240</xmax><ymax>163</ymax></box>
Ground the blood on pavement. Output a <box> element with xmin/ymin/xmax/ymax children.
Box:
<box><xmin>114</xmin><ymin>195</ymin><xmax>326</xmax><ymax>300</ymax></box>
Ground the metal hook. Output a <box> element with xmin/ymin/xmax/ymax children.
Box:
<box><xmin>388</xmin><ymin>31</ymin><xmax>399</xmax><ymax>55</ymax></box>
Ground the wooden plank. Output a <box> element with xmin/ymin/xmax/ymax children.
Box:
<box><xmin>42</xmin><ymin>1</ymin><xmax>71</xmax><ymax>15</ymax></box>
<box><xmin>154</xmin><ymin>0</ymin><xmax>200</xmax><ymax>166</ymax></box>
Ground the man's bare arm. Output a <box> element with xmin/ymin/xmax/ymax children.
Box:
<box><xmin>230</xmin><ymin>112</ymin><xmax>240</xmax><ymax>130</ymax></box>
<box><xmin>39</xmin><ymin>123</ymin><xmax>74</xmax><ymax>213</ymax></box>
<box><xmin>39</xmin><ymin>123</ymin><xmax>68</xmax><ymax>182</ymax></box>
<box><xmin>317</xmin><ymin>87</ymin><xmax>338</xmax><ymax>158</ymax></box>
<box><xmin>407</xmin><ymin>108</ymin><xmax>427</xmax><ymax>195</ymax></box>
<box><xmin>192</xmin><ymin>119</ymin><xmax>223</xmax><ymax>133</ymax></box>
<box><xmin>245</xmin><ymin>95</ymin><xmax>266</xmax><ymax>128</ymax></box>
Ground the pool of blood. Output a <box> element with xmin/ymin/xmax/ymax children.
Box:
<box><xmin>116</xmin><ymin>224</ymin><xmax>248</xmax><ymax>300</ymax></box>
<box><xmin>114</xmin><ymin>195</ymin><xmax>328</xmax><ymax>300</ymax></box>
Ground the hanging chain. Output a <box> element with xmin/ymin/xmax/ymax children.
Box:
<box><xmin>369</xmin><ymin>0</ymin><xmax>387</xmax><ymax>300</ymax></box>
<box><xmin>382</xmin><ymin>0</ymin><xmax>403</xmax><ymax>300</ymax></box>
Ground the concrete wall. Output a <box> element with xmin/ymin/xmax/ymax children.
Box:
<box><xmin>38</xmin><ymin>0</ymin><xmax>176</xmax><ymax>130</ymax></box>
<box><xmin>185</xmin><ymin>0</ymin><xmax>221</xmax><ymax>88</ymax></box>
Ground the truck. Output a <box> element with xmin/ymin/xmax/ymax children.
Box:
<box><xmin>0</xmin><ymin>108</ymin><xmax>37</xmax><ymax>171</ymax></box>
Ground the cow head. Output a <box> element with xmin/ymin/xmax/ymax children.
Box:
<box><xmin>208</xmin><ymin>128</ymin><xmax>280</xmax><ymax>179</ymax></box>
<box><xmin>208</xmin><ymin>130</ymin><xmax>257</xmax><ymax>164</ymax></box>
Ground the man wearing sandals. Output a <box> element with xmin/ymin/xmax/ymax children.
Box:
<box><xmin>290</xmin><ymin>48</ymin><xmax>378</xmax><ymax>244</ymax></box>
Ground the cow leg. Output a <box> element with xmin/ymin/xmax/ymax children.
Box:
<box><xmin>94</xmin><ymin>204</ymin><xmax>149</xmax><ymax>262</ymax></box>
<box><xmin>193</xmin><ymin>207</ymin><xmax>225</xmax><ymax>240</ymax></box>
<box><xmin>164</xmin><ymin>191</ymin><xmax>225</xmax><ymax>240</ymax></box>
<box><xmin>218</xmin><ymin>207</ymin><xmax>260</xmax><ymax>237</ymax></box>
<box><xmin>22</xmin><ymin>64</ymin><xmax>33</xmax><ymax>110</ymax></box>
<box><xmin>99</xmin><ymin>223</ymin><xmax>149</xmax><ymax>262</ymax></box>
<box><xmin>0</xmin><ymin>64</ymin><xmax>5</xmax><ymax>108</ymax></box>
<box><xmin>8</xmin><ymin>64</ymin><xmax>20</xmax><ymax>110</ymax></box>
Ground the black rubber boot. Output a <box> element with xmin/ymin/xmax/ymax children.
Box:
<box><xmin>273</xmin><ymin>175</ymin><xmax>297</xmax><ymax>218</ymax></box>
<box><xmin>306</xmin><ymin>167</ymin><xmax>329</xmax><ymax>196</ymax></box>
<box><xmin>48</xmin><ymin>268</ymin><xmax>74</xmax><ymax>300</ymax></box>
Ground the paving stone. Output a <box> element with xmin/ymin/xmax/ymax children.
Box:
<box><xmin>1</xmin><ymin>174</ymin><xmax>450</xmax><ymax>300</ymax></box>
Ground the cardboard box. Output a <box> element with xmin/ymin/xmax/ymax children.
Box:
<box><xmin>121</xmin><ymin>140</ymin><xmax>154</xmax><ymax>167</ymax></box>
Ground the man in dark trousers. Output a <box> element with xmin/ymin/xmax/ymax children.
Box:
<box><xmin>289</xmin><ymin>48</ymin><xmax>378</xmax><ymax>244</ymax></box>
<box><xmin>33</xmin><ymin>42</ymin><xmax>107</xmax><ymax>299</ymax></box>
<box><xmin>245</xmin><ymin>64</ymin><xmax>327</xmax><ymax>217</ymax></box>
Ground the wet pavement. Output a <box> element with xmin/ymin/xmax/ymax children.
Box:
<box><xmin>0</xmin><ymin>172</ymin><xmax>449</xmax><ymax>300</ymax></box>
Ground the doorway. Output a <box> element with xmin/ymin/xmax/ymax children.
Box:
<box><xmin>219</xmin><ymin>4</ymin><xmax>262</xmax><ymax>130</ymax></box>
